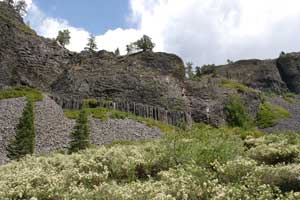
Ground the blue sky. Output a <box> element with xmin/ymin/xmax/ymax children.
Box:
<box><xmin>33</xmin><ymin>0</ymin><xmax>132</xmax><ymax>35</ymax></box>
<box><xmin>22</xmin><ymin>0</ymin><xmax>300</xmax><ymax>66</ymax></box>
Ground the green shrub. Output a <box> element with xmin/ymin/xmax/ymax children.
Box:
<box><xmin>245</xmin><ymin>133</ymin><xmax>300</xmax><ymax>165</ymax></box>
<box><xmin>64</xmin><ymin>109</ymin><xmax>80</xmax><ymax>119</ymax></box>
<box><xmin>256</xmin><ymin>164</ymin><xmax>300</xmax><ymax>192</ymax></box>
<box><xmin>7</xmin><ymin>98</ymin><xmax>35</xmax><ymax>160</ymax></box>
<box><xmin>163</xmin><ymin>125</ymin><xmax>245</xmax><ymax>167</ymax></box>
<box><xmin>256</xmin><ymin>102</ymin><xmax>291</xmax><ymax>128</ymax></box>
<box><xmin>68</xmin><ymin>108</ymin><xmax>90</xmax><ymax>154</ymax></box>
<box><xmin>221</xmin><ymin>79</ymin><xmax>256</xmax><ymax>93</ymax></box>
<box><xmin>0</xmin><ymin>86</ymin><xmax>43</xmax><ymax>102</ymax></box>
<box><xmin>225</xmin><ymin>95</ymin><xmax>254</xmax><ymax>129</ymax></box>
<box><xmin>248</xmin><ymin>144</ymin><xmax>299</xmax><ymax>165</ymax></box>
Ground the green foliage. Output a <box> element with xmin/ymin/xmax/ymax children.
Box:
<box><xmin>162</xmin><ymin>124</ymin><xmax>245</xmax><ymax>167</ymax></box>
<box><xmin>84</xmin><ymin>34</ymin><xmax>98</xmax><ymax>51</ymax></box>
<box><xmin>127</xmin><ymin>35</ymin><xmax>155</xmax><ymax>54</ymax></box>
<box><xmin>283</xmin><ymin>93</ymin><xmax>296</xmax><ymax>104</ymax></box>
<box><xmin>7</xmin><ymin>98</ymin><xmax>35</xmax><ymax>160</ymax></box>
<box><xmin>14</xmin><ymin>0</ymin><xmax>27</xmax><ymax>16</ymax></box>
<box><xmin>221</xmin><ymin>79</ymin><xmax>256</xmax><ymax>93</ymax></box>
<box><xmin>68</xmin><ymin>108</ymin><xmax>90</xmax><ymax>154</ymax></box>
<box><xmin>225</xmin><ymin>95</ymin><xmax>254</xmax><ymax>129</ymax></box>
<box><xmin>256</xmin><ymin>102</ymin><xmax>291</xmax><ymax>128</ymax></box>
<box><xmin>56</xmin><ymin>29</ymin><xmax>71</xmax><ymax>47</ymax></box>
<box><xmin>3</xmin><ymin>127</ymin><xmax>300</xmax><ymax>199</ymax></box>
<box><xmin>134</xmin><ymin>35</ymin><xmax>155</xmax><ymax>52</ymax></box>
<box><xmin>0</xmin><ymin>86</ymin><xmax>43</xmax><ymax>102</ymax></box>
<box><xmin>64</xmin><ymin>106</ymin><xmax>176</xmax><ymax>133</ymax></box>
<box><xmin>245</xmin><ymin>133</ymin><xmax>300</xmax><ymax>165</ymax></box>
<box><xmin>185</xmin><ymin>61</ymin><xmax>194</xmax><ymax>79</ymax></box>
<box><xmin>0</xmin><ymin>13</ymin><xmax>36</xmax><ymax>35</ymax></box>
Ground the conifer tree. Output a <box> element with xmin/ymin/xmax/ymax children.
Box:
<box><xmin>115</xmin><ymin>48</ymin><xmax>120</xmax><ymax>56</ymax></box>
<box><xmin>68</xmin><ymin>108</ymin><xmax>90</xmax><ymax>153</ymax></box>
<box><xmin>85</xmin><ymin>34</ymin><xmax>98</xmax><ymax>51</ymax></box>
<box><xmin>7</xmin><ymin>98</ymin><xmax>35</xmax><ymax>160</ymax></box>
<box><xmin>15</xmin><ymin>0</ymin><xmax>27</xmax><ymax>16</ymax></box>
<box><xmin>185</xmin><ymin>62</ymin><xmax>194</xmax><ymax>79</ymax></box>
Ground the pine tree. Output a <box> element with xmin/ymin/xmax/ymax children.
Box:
<box><xmin>7</xmin><ymin>98</ymin><xmax>35</xmax><ymax>160</ymax></box>
<box><xmin>15</xmin><ymin>0</ymin><xmax>27</xmax><ymax>16</ymax></box>
<box><xmin>185</xmin><ymin>62</ymin><xmax>194</xmax><ymax>79</ymax></box>
<box><xmin>85</xmin><ymin>34</ymin><xmax>98</xmax><ymax>51</ymax></box>
<box><xmin>195</xmin><ymin>66</ymin><xmax>201</xmax><ymax>77</ymax></box>
<box><xmin>56</xmin><ymin>29</ymin><xmax>71</xmax><ymax>47</ymax></box>
<box><xmin>115</xmin><ymin>48</ymin><xmax>120</xmax><ymax>56</ymax></box>
<box><xmin>68</xmin><ymin>108</ymin><xmax>90</xmax><ymax>154</ymax></box>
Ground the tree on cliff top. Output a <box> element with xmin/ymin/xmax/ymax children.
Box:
<box><xmin>56</xmin><ymin>29</ymin><xmax>71</xmax><ymax>48</ymax></box>
<box><xmin>85</xmin><ymin>34</ymin><xmax>98</xmax><ymax>52</ymax></box>
<box><xmin>135</xmin><ymin>35</ymin><xmax>155</xmax><ymax>52</ymax></box>
<box><xmin>7</xmin><ymin>98</ymin><xmax>35</xmax><ymax>160</ymax></box>
<box><xmin>15</xmin><ymin>0</ymin><xmax>27</xmax><ymax>16</ymax></box>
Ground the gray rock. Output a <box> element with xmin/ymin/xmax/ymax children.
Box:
<box><xmin>0</xmin><ymin>97</ymin><xmax>26</xmax><ymax>164</ymax></box>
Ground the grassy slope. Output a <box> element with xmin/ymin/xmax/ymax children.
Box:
<box><xmin>0</xmin><ymin>86</ymin><xmax>43</xmax><ymax>102</ymax></box>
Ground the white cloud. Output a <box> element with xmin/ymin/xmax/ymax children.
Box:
<box><xmin>23</xmin><ymin>0</ymin><xmax>300</xmax><ymax>65</ymax></box>
<box><xmin>129</xmin><ymin>0</ymin><xmax>300</xmax><ymax>65</ymax></box>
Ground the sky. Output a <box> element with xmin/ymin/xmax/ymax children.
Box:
<box><xmin>7</xmin><ymin>0</ymin><xmax>300</xmax><ymax>66</ymax></box>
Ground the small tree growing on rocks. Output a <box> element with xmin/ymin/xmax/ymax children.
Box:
<box><xmin>85</xmin><ymin>34</ymin><xmax>98</xmax><ymax>52</ymax></box>
<box><xmin>15</xmin><ymin>0</ymin><xmax>27</xmax><ymax>16</ymax></box>
<box><xmin>7</xmin><ymin>98</ymin><xmax>35</xmax><ymax>160</ymax></box>
<box><xmin>135</xmin><ymin>35</ymin><xmax>155</xmax><ymax>52</ymax></box>
<box><xmin>185</xmin><ymin>62</ymin><xmax>194</xmax><ymax>79</ymax></box>
<box><xmin>115</xmin><ymin>48</ymin><xmax>120</xmax><ymax>56</ymax></box>
<box><xmin>68</xmin><ymin>108</ymin><xmax>90</xmax><ymax>154</ymax></box>
<box><xmin>56</xmin><ymin>29</ymin><xmax>71</xmax><ymax>47</ymax></box>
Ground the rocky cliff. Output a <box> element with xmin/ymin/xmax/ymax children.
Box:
<box><xmin>2</xmin><ymin>1</ymin><xmax>300</xmax><ymax>128</ymax></box>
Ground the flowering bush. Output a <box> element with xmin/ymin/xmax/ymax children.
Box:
<box><xmin>1</xmin><ymin>126</ymin><xmax>300</xmax><ymax>199</ymax></box>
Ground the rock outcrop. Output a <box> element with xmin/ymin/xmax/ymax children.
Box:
<box><xmin>0</xmin><ymin>96</ymin><xmax>162</xmax><ymax>164</ymax></box>
<box><xmin>277</xmin><ymin>53</ymin><xmax>300</xmax><ymax>93</ymax></box>
<box><xmin>215</xmin><ymin>59</ymin><xmax>288</xmax><ymax>93</ymax></box>
<box><xmin>2</xmin><ymin>1</ymin><xmax>300</xmax><ymax>129</ymax></box>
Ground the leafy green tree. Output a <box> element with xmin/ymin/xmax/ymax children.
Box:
<box><xmin>185</xmin><ymin>62</ymin><xmax>194</xmax><ymax>79</ymax></box>
<box><xmin>15</xmin><ymin>0</ymin><xmax>27</xmax><ymax>16</ymax></box>
<box><xmin>56</xmin><ymin>29</ymin><xmax>71</xmax><ymax>47</ymax></box>
<box><xmin>195</xmin><ymin>66</ymin><xmax>201</xmax><ymax>77</ymax></box>
<box><xmin>85</xmin><ymin>34</ymin><xmax>98</xmax><ymax>51</ymax></box>
<box><xmin>68</xmin><ymin>108</ymin><xmax>90</xmax><ymax>154</ymax></box>
<box><xmin>7</xmin><ymin>98</ymin><xmax>35</xmax><ymax>160</ymax></box>
<box><xmin>134</xmin><ymin>35</ymin><xmax>155</xmax><ymax>52</ymax></box>
<box><xmin>115</xmin><ymin>48</ymin><xmax>120</xmax><ymax>56</ymax></box>
<box><xmin>225</xmin><ymin>95</ymin><xmax>253</xmax><ymax>129</ymax></box>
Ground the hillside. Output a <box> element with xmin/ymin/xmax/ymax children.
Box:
<box><xmin>2</xmin><ymin>1</ymin><xmax>300</xmax><ymax>199</ymax></box>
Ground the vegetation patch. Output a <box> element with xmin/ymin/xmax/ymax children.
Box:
<box><xmin>7</xmin><ymin>98</ymin><xmax>35</xmax><ymax>160</ymax></box>
<box><xmin>3</xmin><ymin>127</ymin><xmax>300</xmax><ymax>199</ymax></box>
<box><xmin>221</xmin><ymin>79</ymin><xmax>256</xmax><ymax>93</ymax></box>
<box><xmin>225</xmin><ymin>95</ymin><xmax>254</xmax><ymax>129</ymax></box>
<box><xmin>256</xmin><ymin>102</ymin><xmax>291</xmax><ymax>128</ymax></box>
<box><xmin>0</xmin><ymin>13</ymin><xmax>36</xmax><ymax>35</ymax></box>
<box><xmin>283</xmin><ymin>93</ymin><xmax>296</xmax><ymax>104</ymax></box>
<box><xmin>64</xmin><ymin>107</ymin><xmax>176</xmax><ymax>133</ymax></box>
<box><xmin>0</xmin><ymin>86</ymin><xmax>43</xmax><ymax>102</ymax></box>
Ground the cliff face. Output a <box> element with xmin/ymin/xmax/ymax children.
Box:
<box><xmin>2</xmin><ymin>2</ymin><xmax>300</xmax><ymax>128</ymax></box>
<box><xmin>277</xmin><ymin>53</ymin><xmax>300</xmax><ymax>93</ymax></box>
<box><xmin>0</xmin><ymin>3</ymin><xmax>72</xmax><ymax>90</ymax></box>
<box><xmin>215</xmin><ymin>59</ymin><xmax>288</xmax><ymax>93</ymax></box>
